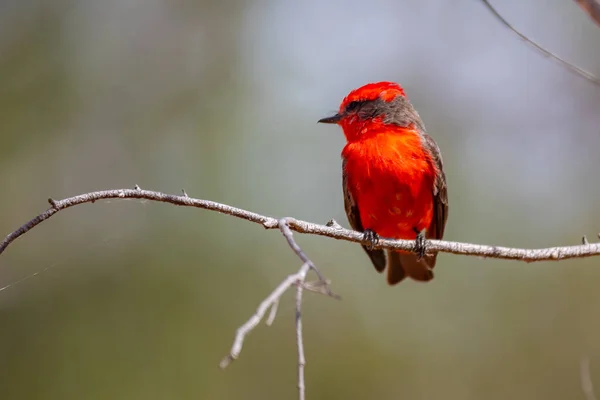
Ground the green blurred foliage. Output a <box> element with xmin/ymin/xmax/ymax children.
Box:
<box><xmin>1</xmin><ymin>0</ymin><xmax>600</xmax><ymax>398</ymax></box>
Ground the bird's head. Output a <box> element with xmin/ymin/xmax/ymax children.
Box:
<box><xmin>318</xmin><ymin>81</ymin><xmax>421</xmax><ymax>142</ymax></box>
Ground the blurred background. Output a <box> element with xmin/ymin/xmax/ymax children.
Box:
<box><xmin>1</xmin><ymin>0</ymin><xmax>600</xmax><ymax>398</ymax></box>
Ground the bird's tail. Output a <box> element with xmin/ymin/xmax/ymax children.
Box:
<box><xmin>386</xmin><ymin>250</ymin><xmax>436</xmax><ymax>285</ymax></box>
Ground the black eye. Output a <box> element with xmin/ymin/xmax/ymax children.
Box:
<box><xmin>345</xmin><ymin>101</ymin><xmax>361</xmax><ymax>113</ymax></box>
<box><xmin>357</xmin><ymin>102</ymin><xmax>377</xmax><ymax>119</ymax></box>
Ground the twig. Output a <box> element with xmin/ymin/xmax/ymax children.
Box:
<box><xmin>265</xmin><ymin>299</ymin><xmax>279</xmax><ymax>327</ymax></box>
<box><xmin>582</xmin><ymin>357</ymin><xmax>598</xmax><ymax>400</ymax></box>
<box><xmin>278</xmin><ymin>218</ymin><xmax>339</xmax><ymax>298</ymax></box>
<box><xmin>218</xmin><ymin>262</ymin><xmax>312</xmax><ymax>370</ymax></box>
<box><xmin>296</xmin><ymin>280</ymin><xmax>306</xmax><ymax>400</ymax></box>
<box><xmin>2</xmin><ymin>188</ymin><xmax>600</xmax><ymax>262</ymax></box>
<box><xmin>220</xmin><ymin>219</ymin><xmax>338</xmax><ymax>400</ymax></box>
<box><xmin>574</xmin><ymin>0</ymin><xmax>600</xmax><ymax>27</ymax></box>
<box><xmin>480</xmin><ymin>0</ymin><xmax>600</xmax><ymax>86</ymax></box>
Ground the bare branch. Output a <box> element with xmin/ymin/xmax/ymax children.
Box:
<box><xmin>0</xmin><ymin>188</ymin><xmax>272</xmax><ymax>256</ymax></box>
<box><xmin>3</xmin><ymin>187</ymin><xmax>600</xmax><ymax>399</ymax></box>
<box><xmin>481</xmin><ymin>0</ymin><xmax>600</xmax><ymax>86</ymax></box>
<box><xmin>219</xmin><ymin>218</ymin><xmax>339</xmax><ymax>400</ymax></box>
<box><xmin>582</xmin><ymin>357</ymin><xmax>598</xmax><ymax>400</ymax></box>
<box><xmin>219</xmin><ymin>262</ymin><xmax>311</xmax><ymax>370</ymax></box>
<box><xmin>296</xmin><ymin>280</ymin><xmax>306</xmax><ymax>400</ymax></box>
<box><xmin>3</xmin><ymin>188</ymin><xmax>600</xmax><ymax>262</ymax></box>
<box><xmin>278</xmin><ymin>218</ymin><xmax>339</xmax><ymax>299</ymax></box>
<box><xmin>265</xmin><ymin>298</ymin><xmax>279</xmax><ymax>327</ymax></box>
<box><xmin>574</xmin><ymin>0</ymin><xmax>600</xmax><ymax>26</ymax></box>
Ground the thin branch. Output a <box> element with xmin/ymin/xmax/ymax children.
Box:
<box><xmin>2</xmin><ymin>188</ymin><xmax>600</xmax><ymax>262</ymax></box>
<box><xmin>296</xmin><ymin>279</ymin><xmax>306</xmax><ymax>400</ymax></box>
<box><xmin>574</xmin><ymin>0</ymin><xmax>600</xmax><ymax>27</ymax></box>
<box><xmin>481</xmin><ymin>0</ymin><xmax>600</xmax><ymax>86</ymax></box>
<box><xmin>582</xmin><ymin>357</ymin><xmax>598</xmax><ymax>400</ymax></box>
<box><xmin>220</xmin><ymin>218</ymin><xmax>338</xmax><ymax>400</ymax></box>
<box><xmin>265</xmin><ymin>298</ymin><xmax>279</xmax><ymax>326</ymax></box>
<box><xmin>278</xmin><ymin>218</ymin><xmax>338</xmax><ymax>298</ymax></box>
<box><xmin>0</xmin><ymin>188</ymin><xmax>271</xmax><ymax>256</ymax></box>
<box><xmin>219</xmin><ymin>262</ymin><xmax>312</xmax><ymax>370</ymax></box>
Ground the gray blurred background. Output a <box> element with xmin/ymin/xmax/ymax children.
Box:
<box><xmin>1</xmin><ymin>0</ymin><xmax>600</xmax><ymax>398</ymax></box>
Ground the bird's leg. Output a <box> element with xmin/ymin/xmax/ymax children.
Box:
<box><xmin>363</xmin><ymin>229</ymin><xmax>380</xmax><ymax>250</ymax></box>
<box><xmin>413</xmin><ymin>227</ymin><xmax>427</xmax><ymax>261</ymax></box>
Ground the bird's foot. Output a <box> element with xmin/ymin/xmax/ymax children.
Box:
<box><xmin>413</xmin><ymin>228</ymin><xmax>427</xmax><ymax>261</ymax></box>
<box><xmin>363</xmin><ymin>229</ymin><xmax>380</xmax><ymax>251</ymax></box>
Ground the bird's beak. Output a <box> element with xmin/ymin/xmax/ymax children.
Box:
<box><xmin>317</xmin><ymin>113</ymin><xmax>342</xmax><ymax>124</ymax></box>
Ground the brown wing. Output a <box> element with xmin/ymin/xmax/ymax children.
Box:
<box><xmin>420</xmin><ymin>132</ymin><xmax>448</xmax><ymax>272</ymax></box>
<box><xmin>342</xmin><ymin>157</ymin><xmax>387</xmax><ymax>272</ymax></box>
<box><xmin>422</xmin><ymin>132</ymin><xmax>448</xmax><ymax>241</ymax></box>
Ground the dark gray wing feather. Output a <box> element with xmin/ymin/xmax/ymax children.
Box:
<box><xmin>417</xmin><ymin>131</ymin><xmax>448</xmax><ymax>272</ymax></box>
<box><xmin>422</xmin><ymin>132</ymin><xmax>448</xmax><ymax>242</ymax></box>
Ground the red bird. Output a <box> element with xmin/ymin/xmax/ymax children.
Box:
<box><xmin>318</xmin><ymin>82</ymin><xmax>448</xmax><ymax>284</ymax></box>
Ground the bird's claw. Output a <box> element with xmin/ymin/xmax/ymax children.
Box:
<box><xmin>363</xmin><ymin>229</ymin><xmax>380</xmax><ymax>250</ymax></box>
<box><xmin>414</xmin><ymin>228</ymin><xmax>427</xmax><ymax>261</ymax></box>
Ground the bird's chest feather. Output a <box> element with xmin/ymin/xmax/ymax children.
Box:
<box><xmin>342</xmin><ymin>132</ymin><xmax>435</xmax><ymax>238</ymax></box>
